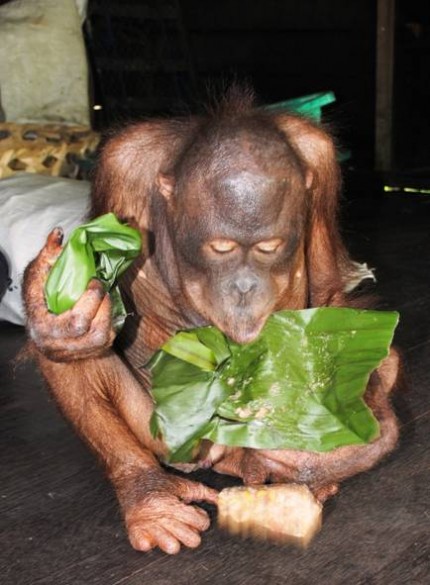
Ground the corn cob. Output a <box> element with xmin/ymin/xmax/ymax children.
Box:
<box><xmin>218</xmin><ymin>484</ymin><xmax>322</xmax><ymax>548</ymax></box>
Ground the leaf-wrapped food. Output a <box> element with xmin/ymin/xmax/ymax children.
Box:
<box><xmin>45</xmin><ymin>213</ymin><xmax>142</xmax><ymax>330</ymax></box>
<box><xmin>148</xmin><ymin>308</ymin><xmax>399</xmax><ymax>461</ymax></box>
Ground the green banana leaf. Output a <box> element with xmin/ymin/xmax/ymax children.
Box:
<box><xmin>45</xmin><ymin>213</ymin><xmax>142</xmax><ymax>330</ymax></box>
<box><xmin>148</xmin><ymin>308</ymin><xmax>399</xmax><ymax>463</ymax></box>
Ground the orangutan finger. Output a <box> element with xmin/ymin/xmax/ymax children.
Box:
<box><xmin>163</xmin><ymin>519</ymin><xmax>202</xmax><ymax>549</ymax></box>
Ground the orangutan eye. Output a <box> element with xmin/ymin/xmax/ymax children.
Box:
<box><xmin>254</xmin><ymin>239</ymin><xmax>283</xmax><ymax>254</ymax></box>
<box><xmin>208</xmin><ymin>239</ymin><xmax>238</xmax><ymax>254</ymax></box>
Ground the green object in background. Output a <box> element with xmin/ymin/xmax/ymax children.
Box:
<box><xmin>45</xmin><ymin>213</ymin><xmax>142</xmax><ymax>330</ymax></box>
<box><xmin>265</xmin><ymin>91</ymin><xmax>336</xmax><ymax>122</ymax></box>
<box><xmin>384</xmin><ymin>185</ymin><xmax>430</xmax><ymax>195</ymax></box>
<box><xmin>148</xmin><ymin>308</ymin><xmax>399</xmax><ymax>463</ymax></box>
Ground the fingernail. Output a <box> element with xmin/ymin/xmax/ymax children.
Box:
<box><xmin>53</xmin><ymin>227</ymin><xmax>64</xmax><ymax>245</ymax></box>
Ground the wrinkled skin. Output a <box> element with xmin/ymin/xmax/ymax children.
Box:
<box><xmin>24</xmin><ymin>96</ymin><xmax>400</xmax><ymax>554</ymax></box>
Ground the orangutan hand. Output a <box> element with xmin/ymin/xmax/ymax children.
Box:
<box><xmin>24</xmin><ymin>227</ymin><xmax>116</xmax><ymax>362</ymax></box>
<box><xmin>116</xmin><ymin>468</ymin><xmax>218</xmax><ymax>554</ymax></box>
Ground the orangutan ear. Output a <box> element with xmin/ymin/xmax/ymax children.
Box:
<box><xmin>274</xmin><ymin>113</ymin><xmax>355</xmax><ymax>306</ymax></box>
<box><xmin>157</xmin><ymin>173</ymin><xmax>175</xmax><ymax>200</ymax></box>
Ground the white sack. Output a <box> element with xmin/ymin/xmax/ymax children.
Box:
<box><xmin>0</xmin><ymin>0</ymin><xmax>90</xmax><ymax>125</ymax></box>
<box><xmin>0</xmin><ymin>173</ymin><xmax>89</xmax><ymax>324</ymax></box>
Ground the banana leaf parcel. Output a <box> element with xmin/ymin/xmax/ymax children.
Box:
<box><xmin>148</xmin><ymin>308</ymin><xmax>399</xmax><ymax>463</ymax></box>
<box><xmin>45</xmin><ymin>213</ymin><xmax>141</xmax><ymax>330</ymax></box>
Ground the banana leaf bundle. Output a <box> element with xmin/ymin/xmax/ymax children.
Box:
<box><xmin>45</xmin><ymin>213</ymin><xmax>142</xmax><ymax>330</ymax></box>
<box><xmin>148</xmin><ymin>308</ymin><xmax>399</xmax><ymax>463</ymax></box>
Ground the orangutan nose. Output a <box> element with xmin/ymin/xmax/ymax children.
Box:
<box><xmin>234</xmin><ymin>270</ymin><xmax>258</xmax><ymax>296</ymax></box>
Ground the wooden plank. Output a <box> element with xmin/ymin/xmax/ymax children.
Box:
<box><xmin>2</xmin><ymin>187</ymin><xmax>430</xmax><ymax>584</ymax></box>
<box><xmin>182</xmin><ymin>0</ymin><xmax>371</xmax><ymax>31</ymax></box>
<box><xmin>375</xmin><ymin>0</ymin><xmax>396</xmax><ymax>170</ymax></box>
<box><xmin>89</xmin><ymin>2</ymin><xmax>178</xmax><ymax>21</ymax></box>
<box><xmin>96</xmin><ymin>58</ymin><xmax>188</xmax><ymax>73</ymax></box>
<box><xmin>188</xmin><ymin>31</ymin><xmax>372</xmax><ymax>72</ymax></box>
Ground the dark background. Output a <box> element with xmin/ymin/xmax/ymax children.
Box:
<box><xmin>86</xmin><ymin>0</ymin><xmax>430</xmax><ymax>172</ymax></box>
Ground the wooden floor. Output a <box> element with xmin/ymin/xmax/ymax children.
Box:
<box><xmin>1</xmin><ymin>177</ymin><xmax>430</xmax><ymax>585</ymax></box>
